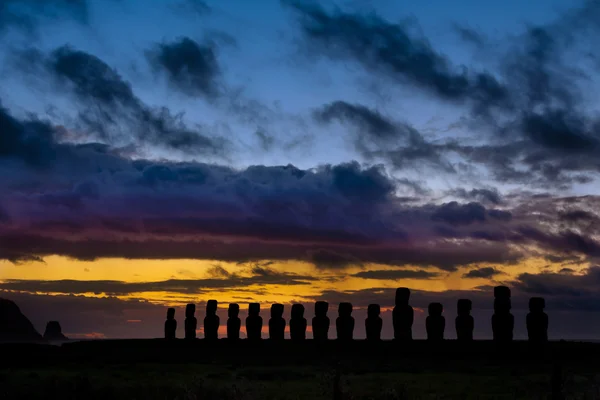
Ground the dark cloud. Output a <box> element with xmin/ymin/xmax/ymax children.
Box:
<box><xmin>488</xmin><ymin>209</ymin><xmax>512</xmax><ymax>222</ymax></box>
<box><xmin>352</xmin><ymin>269</ymin><xmax>441</xmax><ymax>280</ymax></box>
<box><xmin>288</xmin><ymin>1</ymin><xmax>600</xmax><ymax>189</ymax></box>
<box><xmin>0</xmin><ymin>104</ymin><xmax>59</xmax><ymax>167</ymax></box>
<box><xmin>147</xmin><ymin>37</ymin><xmax>221</xmax><ymax>99</ymax></box>
<box><xmin>15</xmin><ymin>46</ymin><xmax>228</xmax><ymax>157</ymax></box>
<box><xmin>513</xmin><ymin>266</ymin><xmax>600</xmax><ymax>303</ymax></box>
<box><xmin>0</xmin><ymin>268</ymin><xmax>318</xmax><ymax>295</ymax></box>
<box><xmin>308</xmin><ymin>249</ymin><xmax>363</xmax><ymax>270</ymax></box>
<box><xmin>313</xmin><ymin>101</ymin><xmax>452</xmax><ymax>172</ymax></box>
<box><xmin>462</xmin><ymin>267</ymin><xmax>502</xmax><ymax>279</ymax></box>
<box><xmin>448</xmin><ymin>188</ymin><xmax>502</xmax><ymax>205</ymax></box>
<box><xmin>285</xmin><ymin>1</ymin><xmax>508</xmax><ymax>107</ymax></box>
<box><xmin>431</xmin><ymin>201</ymin><xmax>486</xmax><ymax>226</ymax></box>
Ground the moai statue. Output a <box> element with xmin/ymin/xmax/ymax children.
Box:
<box><xmin>492</xmin><ymin>286</ymin><xmax>514</xmax><ymax>343</ymax></box>
<box><xmin>527</xmin><ymin>297</ymin><xmax>548</xmax><ymax>344</ymax></box>
<box><xmin>336</xmin><ymin>302</ymin><xmax>355</xmax><ymax>341</ymax></box>
<box><xmin>393</xmin><ymin>287</ymin><xmax>414</xmax><ymax>341</ymax></box>
<box><xmin>164</xmin><ymin>307</ymin><xmax>177</xmax><ymax>339</ymax></box>
<box><xmin>227</xmin><ymin>303</ymin><xmax>241</xmax><ymax>340</ymax></box>
<box><xmin>269</xmin><ymin>303</ymin><xmax>286</xmax><ymax>340</ymax></box>
<box><xmin>312</xmin><ymin>301</ymin><xmax>330</xmax><ymax>341</ymax></box>
<box><xmin>184</xmin><ymin>304</ymin><xmax>197</xmax><ymax>340</ymax></box>
<box><xmin>365</xmin><ymin>304</ymin><xmax>382</xmax><ymax>341</ymax></box>
<box><xmin>246</xmin><ymin>303</ymin><xmax>263</xmax><ymax>340</ymax></box>
<box><xmin>455</xmin><ymin>299</ymin><xmax>474</xmax><ymax>341</ymax></box>
<box><xmin>290</xmin><ymin>304</ymin><xmax>307</xmax><ymax>341</ymax></box>
<box><xmin>204</xmin><ymin>300</ymin><xmax>220</xmax><ymax>340</ymax></box>
<box><xmin>426</xmin><ymin>302</ymin><xmax>445</xmax><ymax>341</ymax></box>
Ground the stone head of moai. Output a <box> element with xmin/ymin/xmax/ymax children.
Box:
<box><xmin>428</xmin><ymin>302</ymin><xmax>443</xmax><ymax>317</ymax></box>
<box><xmin>494</xmin><ymin>286</ymin><xmax>511</xmax><ymax>299</ymax></box>
<box><xmin>367</xmin><ymin>304</ymin><xmax>380</xmax><ymax>318</ymax></box>
<box><xmin>206</xmin><ymin>300</ymin><xmax>218</xmax><ymax>315</ymax></box>
<box><xmin>493</xmin><ymin>286</ymin><xmax>512</xmax><ymax>313</ymax></box>
<box><xmin>315</xmin><ymin>301</ymin><xmax>329</xmax><ymax>317</ymax></box>
<box><xmin>228</xmin><ymin>303</ymin><xmax>240</xmax><ymax>318</ymax></box>
<box><xmin>395</xmin><ymin>287</ymin><xmax>410</xmax><ymax>306</ymax></box>
<box><xmin>529</xmin><ymin>297</ymin><xmax>545</xmax><ymax>313</ymax></box>
<box><xmin>457</xmin><ymin>299</ymin><xmax>472</xmax><ymax>315</ymax></box>
<box><xmin>185</xmin><ymin>304</ymin><xmax>196</xmax><ymax>318</ymax></box>
<box><xmin>338</xmin><ymin>302</ymin><xmax>353</xmax><ymax>317</ymax></box>
<box><xmin>291</xmin><ymin>304</ymin><xmax>305</xmax><ymax>319</ymax></box>
<box><xmin>167</xmin><ymin>307</ymin><xmax>175</xmax><ymax>320</ymax></box>
<box><xmin>249</xmin><ymin>303</ymin><xmax>260</xmax><ymax>316</ymax></box>
<box><xmin>271</xmin><ymin>303</ymin><xmax>284</xmax><ymax>318</ymax></box>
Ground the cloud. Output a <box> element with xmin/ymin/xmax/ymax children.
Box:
<box><xmin>313</xmin><ymin>101</ymin><xmax>452</xmax><ymax>172</ymax></box>
<box><xmin>0</xmin><ymin>267</ymin><xmax>318</xmax><ymax>296</ymax></box>
<box><xmin>147</xmin><ymin>37</ymin><xmax>222</xmax><ymax>99</ymax></box>
<box><xmin>431</xmin><ymin>202</ymin><xmax>486</xmax><ymax>226</ymax></box>
<box><xmin>285</xmin><ymin>1</ymin><xmax>508</xmax><ymax>107</ymax></box>
<box><xmin>448</xmin><ymin>188</ymin><xmax>502</xmax><ymax>205</ymax></box>
<box><xmin>462</xmin><ymin>267</ymin><xmax>502</xmax><ymax>279</ymax></box>
<box><xmin>13</xmin><ymin>45</ymin><xmax>229</xmax><ymax>157</ymax></box>
<box><xmin>352</xmin><ymin>269</ymin><xmax>441</xmax><ymax>280</ymax></box>
<box><xmin>288</xmin><ymin>1</ymin><xmax>600</xmax><ymax>189</ymax></box>
<box><xmin>308</xmin><ymin>249</ymin><xmax>363</xmax><ymax>270</ymax></box>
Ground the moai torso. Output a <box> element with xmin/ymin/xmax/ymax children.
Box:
<box><xmin>165</xmin><ymin>307</ymin><xmax>177</xmax><ymax>339</ymax></box>
<box><xmin>455</xmin><ymin>299</ymin><xmax>474</xmax><ymax>341</ymax></box>
<box><xmin>227</xmin><ymin>303</ymin><xmax>241</xmax><ymax>340</ymax></box>
<box><xmin>185</xmin><ymin>304</ymin><xmax>197</xmax><ymax>340</ymax></box>
<box><xmin>426</xmin><ymin>302</ymin><xmax>445</xmax><ymax>341</ymax></box>
<box><xmin>269</xmin><ymin>304</ymin><xmax>286</xmax><ymax>340</ymax></box>
<box><xmin>246</xmin><ymin>303</ymin><xmax>263</xmax><ymax>340</ymax></box>
<box><xmin>204</xmin><ymin>300</ymin><xmax>220</xmax><ymax>340</ymax></box>
<box><xmin>336</xmin><ymin>302</ymin><xmax>355</xmax><ymax>341</ymax></box>
<box><xmin>527</xmin><ymin>297</ymin><xmax>548</xmax><ymax>343</ymax></box>
<box><xmin>312</xmin><ymin>301</ymin><xmax>330</xmax><ymax>341</ymax></box>
<box><xmin>393</xmin><ymin>288</ymin><xmax>414</xmax><ymax>340</ymax></box>
<box><xmin>290</xmin><ymin>304</ymin><xmax>307</xmax><ymax>341</ymax></box>
<box><xmin>365</xmin><ymin>304</ymin><xmax>382</xmax><ymax>341</ymax></box>
<box><xmin>492</xmin><ymin>286</ymin><xmax>514</xmax><ymax>343</ymax></box>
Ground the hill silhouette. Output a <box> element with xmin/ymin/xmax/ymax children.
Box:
<box><xmin>0</xmin><ymin>298</ymin><xmax>44</xmax><ymax>343</ymax></box>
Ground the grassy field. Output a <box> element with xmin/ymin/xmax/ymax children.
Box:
<box><xmin>1</xmin><ymin>340</ymin><xmax>599</xmax><ymax>399</ymax></box>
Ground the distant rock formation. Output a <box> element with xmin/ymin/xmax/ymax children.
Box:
<box><xmin>43</xmin><ymin>321</ymin><xmax>68</xmax><ymax>341</ymax></box>
<box><xmin>0</xmin><ymin>298</ymin><xmax>44</xmax><ymax>342</ymax></box>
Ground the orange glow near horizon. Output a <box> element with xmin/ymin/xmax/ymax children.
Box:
<box><xmin>0</xmin><ymin>255</ymin><xmax>590</xmax><ymax>308</ymax></box>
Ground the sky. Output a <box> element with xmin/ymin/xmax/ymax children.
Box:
<box><xmin>1</xmin><ymin>0</ymin><xmax>600</xmax><ymax>340</ymax></box>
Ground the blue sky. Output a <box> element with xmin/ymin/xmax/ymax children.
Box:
<box><xmin>2</xmin><ymin>0</ymin><xmax>600</xmax><ymax>339</ymax></box>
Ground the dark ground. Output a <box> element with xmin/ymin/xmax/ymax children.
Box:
<box><xmin>1</xmin><ymin>340</ymin><xmax>599</xmax><ymax>399</ymax></box>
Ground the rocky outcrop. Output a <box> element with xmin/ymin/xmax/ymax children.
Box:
<box><xmin>0</xmin><ymin>298</ymin><xmax>44</xmax><ymax>342</ymax></box>
<box><xmin>43</xmin><ymin>321</ymin><xmax>68</xmax><ymax>341</ymax></box>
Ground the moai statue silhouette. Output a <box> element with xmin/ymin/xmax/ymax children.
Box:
<box><xmin>290</xmin><ymin>304</ymin><xmax>307</xmax><ymax>341</ymax></box>
<box><xmin>455</xmin><ymin>299</ymin><xmax>474</xmax><ymax>341</ymax></box>
<box><xmin>336</xmin><ymin>302</ymin><xmax>355</xmax><ymax>341</ymax></box>
<box><xmin>492</xmin><ymin>286</ymin><xmax>514</xmax><ymax>343</ymax></box>
<box><xmin>204</xmin><ymin>300</ymin><xmax>220</xmax><ymax>340</ymax></box>
<box><xmin>365</xmin><ymin>304</ymin><xmax>382</xmax><ymax>341</ymax></box>
<box><xmin>426</xmin><ymin>302</ymin><xmax>445</xmax><ymax>341</ymax></box>
<box><xmin>269</xmin><ymin>303</ymin><xmax>286</xmax><ymax>340</ymax></box>
<box><xmin>312</xmin><ymin>301</ymin><xmax>330</xmax><ymax>341</ymax></box>
<box><xmin>246</xmin><ymin>303</ymin><xmax>263</xmax><ymax>340</ymax></box>
<box><xmin>184</xmin><ymin>304</ymin><xmax>197</xmax><ymax>340</ymax></box>
<box><xmin>227</xmin><ymin>303</ymin><xmax>241</xmax><ymax>340</ymax></box>
<box><xmin>164</xmin><ymin>307</ymin><xmax>177</xmax><ymax>339</ymax></box>
<box><xmin>393</xmin><ymin>287</ymin><xmax>414</xmax><ymax>340</ymax></box>
<box><xmin>527</xmin><ymin>297</ymin><xmax>548</xmax><ymax>344</ymax></box>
